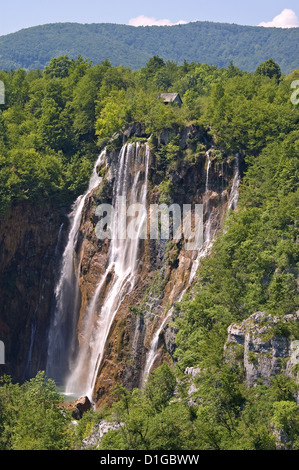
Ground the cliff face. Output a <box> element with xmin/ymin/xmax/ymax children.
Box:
<box><xmin>0</xmin><ymin>202</ymin><xmax>65</xmax><ymax>381</ymax></box>
<box><xmin>64</xmin><ymin>127</ymin><xmax>240</xmax><ymax>407</ymax></box>
<box><xmin>225</xmin><ymin>311</ymin><xmax>299</xmax><ymax>400</ymax></box>
<box><xmin>0</xmin><ymin>126</ymin><xmax>240</xmax><ymax>408</ymax></box>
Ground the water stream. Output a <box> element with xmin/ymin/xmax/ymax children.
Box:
<box><xmin>142</xmin><ymin>150</ymin><xmax>240</xmax><ymax>382</ymax></box>
<box><xmin>64</xmin><ymin>142</ymin><xmax>150</xmax><ymax>399</ymax></box>
<box><xmin>46</xmin><ymin>150</ymin><xmax>106</xmax><ymax>385</ymax></box>
<box><xmin>47</xmin><ymin>142</ymin><xmax>240</xmax><ymax>398</ymax></box>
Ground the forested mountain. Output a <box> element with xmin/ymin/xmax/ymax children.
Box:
<box><xmin>0</xmin><ymin>54</ymin><xmax>298</xmax><ymax>450</ymax></box>
<box><xmin>0</xmin><ymin>21</ymin><xmax>298</xmax><ymax>73</ymax></box>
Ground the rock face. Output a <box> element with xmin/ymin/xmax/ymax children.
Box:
<box><xmin>0</xmin><ymin>202</ymin><xmax>65</xmax><ymax>381</ymax></box>
<box><xmin>81</xmin><ymin>421</ymin><xmax>123</xmax><ymax>449</ymax></box>
<box><xmin>69</xmin><ymin>129</ymin><xmax>240</xmax><ymax>408</ymax></box>
<box><xmin>0</xmin><ymin>126</ymin><xmax>241</xmax><ymax>408</ymax></box>
<box><xmin>61</xmin><ymin>395</ymin><xmax>92</xmax><ymax>420</ymax></box>
<box><xmin>225</xmin><ymin>311</ymin><xmax>299</xmax><ymax>393</ymax></box>
<box><xmin>71</xmin><ymin>396</ymin><xmax>92</xmax><ymax>420</ymax></box>
<box><xmin>185</xmin><ymin>367</ymin><xmax>201</xmax><ymax>406</ymax></box>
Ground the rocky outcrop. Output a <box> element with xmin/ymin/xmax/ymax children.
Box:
<box><xmin>225</xmin><ymin>311</ymin><xmax>299</xmax><ymax>394</ymax></box>
<box><xmin>71</xmin><ymin>396</ymin><xmax>92</xmax><ymax>420</ymax></box>
<box><xmin>184</xmin><ymin>367</ymin><xmax>201</xmax><ymax>406</ymax></box>
<box><xmin>81</xmin><ymin>421</ymin><xmax>123</xmax><ymax>449</ymax></box>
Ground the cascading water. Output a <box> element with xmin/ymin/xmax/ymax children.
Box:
<box><xmin>47</xmin><ymin>138</ymin><xmax>240</xmax><ymax>399</ymax></box>
<box><xmin>188</xmin><ymin>148</ymin><xmax>214</xmax><ymax>285</ymax></box>
<box><xmin>142</xmin><ymin>149</ymin><xmax>240</xmax><ymax>382</ymax></box>
<box><xmin>227</xmin><ymin>154</ymin><xmax>240</xmax><ymax>211</ymax></box>
<box><xmin>190</xmin><ymin>151</ymin><xmax>240</xmax><ymax>284</ymax></box>
<box><xmin>64</xmin><ymin>142</ymin><xmax>150</xmax><ymax>400</ymax></box>
<box><xmin>142</xmin><ymin>149</ymin><xmax>213</xmax><ymax>383</ymax></box>
<box><xmin>46</xmin><ymin>150</ymin><xmax>106</xmax><ymax>384</ymax></box>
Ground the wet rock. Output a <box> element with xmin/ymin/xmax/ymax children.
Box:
<box><xmin>57</xmin><ymin>128</ymin><xmax>240</xmax><ymax>408</ymax></box>
<box><xmin>163</xmin><ymin>325</ymin><xmax>177</xmax><ymax>357</ymax></box>
<box><xmin>158</xmin><ymin>129</ymin><xmax>170</xmax><ymax>146</ymax></box>
<box><xmin>71</xmin><ymin>396</ymin><xmax>92</xmax><ymax>420</ymax></box>
<box><xmin>0</xmin><ymin>202</ymin><xmax>64</xmax><ymax>381</ymax></box>
<box><xmin>123</xmin><ymin>123</ymin><xmax>147</xmax><ymax>141</ymax></box>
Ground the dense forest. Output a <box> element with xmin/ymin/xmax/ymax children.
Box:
<box><xmin>0</xmin><ymin>21</ymin><xmax>299</xmax><ymax>73</ymax></box>
<box><xmin>0</xmin><ymin>54</ymin><xmax>298</xmax><ymax>450</ymax></box>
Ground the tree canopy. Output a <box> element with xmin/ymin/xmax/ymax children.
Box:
<box><xmin>0</xmin><ymin>22</ymin><xmax>298</xmax><ymax>73</ymax></box>
<box><xmin>0</xmin><ymin>54</ymin><xmax>298</xmax><ymax>450</ymax></box>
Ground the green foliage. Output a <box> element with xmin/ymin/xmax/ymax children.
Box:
<box><xmin>0</xmin><ymin>22</ymin><xmax>298</xmax><ymax>74</ymax></box>
<box><xmin>144</xmin><ymin>363</ymin><xmax>177</xmax><ymax>413</ymax></box>
<box><xmin>0</xmin><ymin>372</ymin><xmax>72</xmax><ymax>450</ymax></box>
<box><xmin>95</xmin><ymin>89</ymin><xmax>128</xmax><ymax>142</ymax></box>
<box><xmin>0</xmin><ymin>59</ymin><xmax>115</xmax><ymax>213</ymax></box>
<box><xmin>70</xmin><ymin>409</ymin><xmax>106</xmax><ymax>449</ymax></box>
<box><xmin>1</xmin><ymin>54</ymin><xmax>296</xmax><ymax>218</ymax></box>
<box><xmin>272</xmin><ymin>401</ymin><xmax>299</xmax><ymax>432</ymax></box>
<box><xmin>93</xmin><ymin>363</ymin><xmax>299</xmax><ymax>450</ymax></box>
<box><xmin>255</xmin><ymin>58</ymin><xmax>281</xmax><ymax>81</ymax></box>
<box><xmin>158</xmin><ymin>180</ymin><xmax>173</xmax><ymax>205</ymax></box>
<box><xmin>206</xmin><ymin>73</ymin><xmax>298</xmax><ymax>155</ymax></box>
<box><xmin>0</xmin><ymin>54</ymin><xmax>298</xmax><ymax>451</ymax></box>
<box><xmin>44</xmin><ymin>56</ymin><xmax>74</xmax><ymax>79</ymax></box>
<box><xmin>98</xmin><ymin>364</ymin><xmax>194</xmax><ymax>450</ymax></box>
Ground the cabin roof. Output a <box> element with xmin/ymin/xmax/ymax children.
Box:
<box><xmin>159</xmin><ymin>93</ymin><xmax>182</xmax><ymax>103</ymax></box>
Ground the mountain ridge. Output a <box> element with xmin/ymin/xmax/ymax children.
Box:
<box><xmin>0</xmin><ymin>20</ymin><xmax>298</xmax><ymax>73</ymax></box>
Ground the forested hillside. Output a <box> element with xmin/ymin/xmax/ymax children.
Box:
<box><xmin>0</xmin><ymin>55</ymin><xmax>298</xmax><ymax>450</ymax></box>
<box><xmin>0</xmin><ymin>21</ymin><xmax>298</xmax><ymax>73</ymax></box>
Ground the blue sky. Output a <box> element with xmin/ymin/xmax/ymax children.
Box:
<box><xmin>1</xmin><ymin>0</ymin><xmax>299</xmax><ymax>35</ymax></box>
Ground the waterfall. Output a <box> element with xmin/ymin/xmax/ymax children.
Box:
<box><xmin>190</xmin><ymin>151</ymin><xmax>240</xmax><ymax>285</ymax></box>
<box><xmin>227</xmin><ymin>154</ymin><xmax>240</xmax><ymax>211</ymax></box>
<box><xmin>65</xmin><ymin>142</ymin><xmax>150</xmax><ymax>400</ymax></box>
<box><xmin>24</xmin><ymin>222</ymin><xmax>64</xmax><ymax>380</ymax></box>
<box><xmin>143</xmin><ymin>149</ymin><xmax>213</xmax><ymax>383</ymax></box>
<box><xmin>205</xmin><ymin>148</ymin><xmax>212</xmax><ymax>193</ymax></box>
<box><xmin>188</xmin><ymin>149</ymin><xmax>214</xmax><ymax>285</ymax></box>
<box><xmin>142</xmin><ymin>309</ymin><xmax>173</xmax><ymax>385</ymax></box>
<box><xmin>46</xmin><ymin>151</ymin><xmax>106</xmax><ymax>384</ymax></box>
<box><xmin>47</xmin><ymin>139</ymin><xmax>240</xmax><ymax>398</ymax></box>
<box><xmin>143</xmin><ymin>149</ymin><xmax>241</xmax><ymax>382</ymax></box>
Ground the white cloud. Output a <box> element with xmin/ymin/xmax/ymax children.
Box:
<box><xmin>258</xmin><ymin>8</ymin><xmax>299</xmax><ymax>28</ymax></box>
<box><xmin>129</xmin><ymin>15</ymin><xmax>188</xmax><ymax>27</ymax></box>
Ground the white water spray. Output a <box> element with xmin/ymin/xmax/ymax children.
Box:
<box><xmin>143</xmin><ymin>149</ymin><xmax>241</xmax><ymax>382</ymax></box>
<box><xmin>65</xmin><ymin>142</ymin><xmax>150</xmax><ymax>400</ymax></box>
<box><xmin>46</xmin><ymin>151</ymin><xmax>106</xmax><ymax>383</ymax></box>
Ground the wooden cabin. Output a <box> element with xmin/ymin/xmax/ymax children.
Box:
<box><xmin>159</xmin><ymin>93</ymin><xmax>183</xmax><ymax>108</ymax></box>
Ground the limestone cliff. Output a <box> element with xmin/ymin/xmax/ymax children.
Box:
<box><xmin>0</xmin><ymin>202</ymin><xmax>66</xmax><ymax>381</ymax></box>
<box><xmin>63</xmin><ymin>126</ymin><xmax>241</xmax><ymax>408</ymax></box>
<box><xmin>0</xmin><ymin>126</ymin><xmax>241</xmax><ymax>408</ymax></box>
<box><xmin>225</xmin><ymin>311</ymin><xmax>299</xmax><ymax>400</ymax></box>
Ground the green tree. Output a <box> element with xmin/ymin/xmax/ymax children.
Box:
<box><xmin>255</xmin><ymin>58</ymin><xmax>281</xmax><ymax>81</ymax></box>
<box><xmin>0</xmin><ymin>372</ymin><xmax>72</xmax><ymax>450</ymax></box>
<box><xmin>44</xmin><ymin>56</ymin><xmax>74</xmax><ymax>79</ymax></box>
